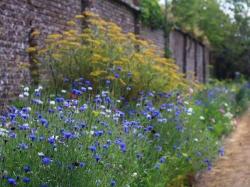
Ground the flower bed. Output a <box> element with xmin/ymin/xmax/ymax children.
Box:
<box><xmin>1</xmin><ymin>79</ymin><xmax>249</xmax><ymax>186</ymax></box>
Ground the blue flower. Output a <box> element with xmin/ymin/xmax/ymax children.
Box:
<box><xmin>111</xmin><ymin>179</ymin><xmax>116</xmax><ymax>186</ymax></box>
<box><xmin>40</xmin><ymin>118</ymin><xmax>48</xmax><ymax>127</ymax></box>
<box><xmin>114</xmin><ymin>73</ymin><xmax>119</xmax><ymax>79</ymax></box>
<box><xmin>7</xmin><ymin>178</ymin><xmax>16</xmax><ymax>185</ymax></box>
<box><xmin>22</xmin><ymin>177</ymin><xmax>31</xmax><ymax>183</ymax></box>
<box><xmin>94</xmin><ymin>154</ymin><xmax>101</xmax><ymax>162</ymax></box>
<box><xmin>23</xmin><ymin>165</ymin><xmax>31</xmax><ymax>173</ymax></box>
<box><xmin>79</xmin><ymin>162</ymin><xmax>86</xmax><ymax>168</ymax></box>
<box><xmin>119</xmin><ymin>142</ymin><xmax>126</xmax><ymax>153</ymax></box>
<box><xmin>19</xmin><ymin>143</ymin><xmax>29</xmax><ymax>150</ymax></box>
<box><xmin>89</xmin><ymin>145</ymin><xmax>97</xmax><ymax>152</ymax></box>
<box><xmin>62</xmin><ymin>131</ymin><xmax>73</xmax><ymax>139</ymax></box>
<box><xmin>48</xmin><ymin>136</ymin><xmax>56</xmax><ymax>144</ymax></box>
<box><xmin>42</xmin><ymin>157</ymin><xmax>52</xmax><ymax>165</ymax></box>
<box><xmin>159</xmin><ymin>156</ymin><xmax>166</xmax><ymax>163</ymax></box>
<box><xmin>29</xmin><ymin>134</ymin><xmax>36</xmax><ymax>141</ymax></box>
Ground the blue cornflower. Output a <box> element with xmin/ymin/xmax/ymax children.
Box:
<box><xmin>111</xmin><ymin>179</ymin><xmax>116</xmax><ymax>186</ymax></box>
<box><xmin>19</xmin><ymin>123</ymin><xmax>30</xmax><ymax>130</ymax></box>
<box><xmin>40</xmin><ymin>118</ymin><xmax>48</xmax><ymax>127</ymax></box>
<box><xmin>156</xmin><ymin>145</ymin><xmax>162</xmax><ymax>152</ymax></box>
<box><xmin>159</xmin><ymin>156</ymin><xmax>167</xmax><ymax>163</ymax></box>
<box><xmin>106</xmin><ymin>80</ymin><xmax>111</xmax><ymax>85</ymax></box>
<box><xmin>127</xmin><ymin>72</ymin><xmax>132</xmax><ymax>78</ymax></box>
<box><xmin>22</xmin><ymin>177</ymin><xmax>31</xmax><ymax>183</ymax></box>
<box><xmin>42</xmin><ymin>157</ymin><xmax>52</xmax><ymax>165</ymax></box>
<box><xmin>103</xmin><ymin>144</ymin><xmax>109</xmax><ymax>149</ymax></box>
<box><xmin>89</xmin><ymin>145</ymin><xmax>97</xmax><ymax>152</ymax></box>
<box><xmin>79</xmin><ymin>162</ymin><xmax>86</xmax><ymax>168</ymax></box>
<box><xmin>9</xmin><ymin>132</ymin><xmax>17</xmax><ymax>138</ymax></box>
<box><xmin>94</xmin><ymin>130</ymin><xmax>104</xmax><ymax>137</ymax></box>
<box><xmin>19</xmin><ymin>143</ymin><xmax>29</xmax><ymax>150</ymax></box>
<box><xmin>94</xmin><ymin>154</ymin><xmax>101</xmax><ymax>162</ymax></box>
<box><xmin>81</xmin><ymin>87</ymin><xmax>87</xmax><ymax>92</ymax></box>
<box><xmin>72</xmin><ymin>89</ymin><xmax>82</xmax><ymax>96</ymax></box>
<box><xmin>7</xmin><ymin>178</ymin><xmax>16</xmax><ymax>185</ymax></box>
<box><xmin>119</xmin><ymin>142</ymin><xmax>126</xmax><ymax>153</ymax></box>
<box><xmin>136</xmin><ymin>153</ymin><xmax>143</xmax><ymax>160</ymax></box>
<box><xmin>23</xmin><ymin>165</ymin><xmax>31</xmax><ymax>173</ymax></box>
<box><xmin>55</xmin><ymin>97</ymin><xmax>64</xmax><ymax>103</ymax></box>
<box><xmin>63</xmin><ymin>131</ymin><xmax>73</xmax><ymax>139</ymax></box>
<box><xmin>79</xmin><ymin>104</ymin><xmax>88</xmax><ymax>112</ymax></box>
<box><xmin>29</xmin><ymin>134</ymin><xmax>36</xmax><ymax>141</ymax></box>
<box><xmin>114</xmin><ymin>73</ymin><xmax>119</xmax><ymax>79</ymax></box>
<box><xmin>48</xmin><ymin>136</ymin><xmax>56</xmax><ymax>144</ymax></box>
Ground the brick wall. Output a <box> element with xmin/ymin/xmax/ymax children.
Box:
<box><xmin>169</xmin><ymin>29</ymin><xmax>209</xmax><ymax>83</ymax></box>
<box><xmin>88</xmin><ymin>0</ymin><xmax>139</xmax><ymax>33</ymax></box>
<box><xmin>140</xmin><ymin>25</ymin><xmax>165</xmax><ymax>55</ymax></box>
<box><xmin>0</xmin><ymin>0</ymin><xmax>81</xmax><ymax>105</ymax></box>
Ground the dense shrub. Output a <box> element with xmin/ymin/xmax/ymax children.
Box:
<box><xmin>35</xmin><ymin>12</ymin><xmax>187</xmax><ymax>98</ymax></box>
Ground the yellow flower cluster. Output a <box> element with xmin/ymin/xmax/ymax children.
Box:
<box><xmin>37</xmin><ymin>11</ymin><xmax>189</xmax><ymax>95</ymax></box>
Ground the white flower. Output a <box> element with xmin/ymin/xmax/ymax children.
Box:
<box><xmin>224</xmin><ymin>112</ymin><xmax>233</xmax><ymax>119</ymax></box>
<box><xmin>38</xmin><ymin>85</ymin><xmax>43</xmax><ymax>90</ymax></box>
<box><xmin>100</xmin><ymin>105</ymin><xmax>106</xmax><ymax>109</ymax></box>
<box><xmin>38</xmin><ymin>152</ymin><xmax>45</xmax><ymax>157</ymax></box>
<box><xmin>200</xmin><ymin>116</ymin><xmax>205</xmax><ymax>120</ymax></box>
<box><xmin>24</xmin><ymin>87</ymin><xmax>29</xmax><ymax>92</ymax></box>
<box><xmin>61</xmin><ymin>90</ymin><xmax>67</xmax><ymax>93</ymax></box>
<box><xmin>187</xmin><ymin>108</ymin><xmax>193</xmax><ymax>115</ymax></box>
<box><xmin>132</xmin><ymin>172</ymin><xmax>137</xmax><ymax>177</ymax></box>
<box><xmin>19</xmin><ymin>94</ymin><xmax>24</xmax><ymax>98</ymax></box>
<box><xmin>0</xmin><ymin>128</ymin><xmax>8</xmax><ymax>137</ymax></box>
<box><xmin>23</xmin><ymin>92</ymin><xmax>29</xmax><ymax>97</ymax></box>
<box><xmin>88</xmin><ymin>87</ymin><xmax>93</xmax><ymax>91</ymax></box>
<box><xmin>194</xmin><ymin>138</ymin><xmax>199</xmax><ymax>142</ymax></box>
<box><xmin>50</xmin><ymin>101</ymin><xmax>56</xmax><ymax>105</ymax></box>
<box><xmin>106</xmin><ymin>109</ymin><xmax>111</xmax><ymax>113</ymax></box>
<box><xmin>116</xmin><ymin>100</ymin><xmax>121</xmax><ymax>103</ymax></box>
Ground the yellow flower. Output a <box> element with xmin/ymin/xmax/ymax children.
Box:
<box><xmin>26</xmin><ymin>47</ymin><xmax>37</xmax><ymax>53</ymax></box>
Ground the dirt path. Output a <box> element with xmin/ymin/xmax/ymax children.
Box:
<box><xmin>195</xmin><ymin>110</ymin><xmax>250</xmax><ymax>187</ymax></box>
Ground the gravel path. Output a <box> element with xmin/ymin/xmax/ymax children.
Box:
<box><xmin>195</xmin><ymin>110</ymin><xmax>250</xmax><ymax>187</ymax></box>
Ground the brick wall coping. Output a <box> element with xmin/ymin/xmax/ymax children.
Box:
<box><xmin>117</xmin><ymin>0</ymin><xmax>140</xmax><ymax>12</ymax></box>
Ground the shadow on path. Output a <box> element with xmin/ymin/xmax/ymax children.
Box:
<box><xmin>195</xmin><ymin>109</ymin><xmax>250</xmax><ymax>187</ymax></box>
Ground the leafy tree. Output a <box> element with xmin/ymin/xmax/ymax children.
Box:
<box><xmin>139</xmin><ymin>0</ymin><xmax>164</xmax><ymax>29</ymax></box>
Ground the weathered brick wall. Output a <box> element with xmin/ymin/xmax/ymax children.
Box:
<box><xmin>169</xmin><ymin>29</ymin><xmax>209</xmax><ymax>83</ymax></box>
<box><xmin>0</xmin><ymin>0</ymin><xmax>81</xmax><ymax>104</ymax></box>
<box><xmin>169</xmin><ymin>30</ymin><xmax>185</xmax><ymax>72</ymax></box>
<box><xmin>88</xmin><ymin>0</ymin><xmax>139</xmax><ymax>33</ymax></box>
<box><xmin>186</xmin><ymin>37</ymin><xmax>195</xmax><ymax>80</ymax></box>
<box><xmin>140</xmin><ymin>26</ymin><xmax>165</xmax><ymax>55</ymax></box>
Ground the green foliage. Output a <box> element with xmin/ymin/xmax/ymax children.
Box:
<box><xmin>171</xmin><ymin>0</ymin><xmax>233</xmax><ymax>47</ymax></box>
<box><xmin>139</xmin><ymin>0</ymin><xmax>164</xmax><ymax>29</ymax></box>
